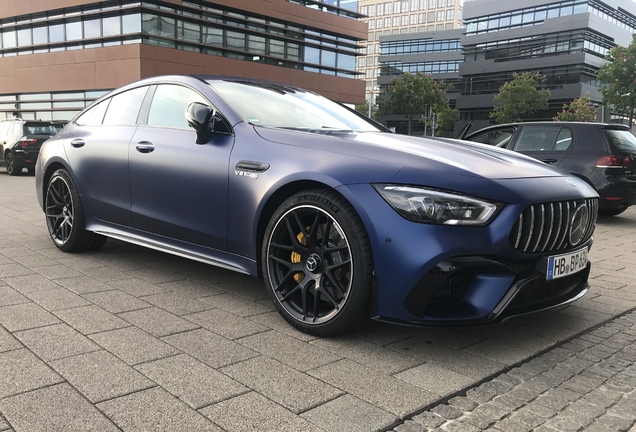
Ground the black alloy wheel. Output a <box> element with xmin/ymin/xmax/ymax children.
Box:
<box><xmin>263</xmin><ymin>189</ymin><xmax>373</xmax><ymax>336</ymax></box>
<box><xmin>45</xmin><ymin>169</ymin><xmax>106</xmax><ymax>252</ymax></box>
<box><xmin>5</xmin><ymin>152</ymin><xmax>19</xmax><ymax>176</ymax></box>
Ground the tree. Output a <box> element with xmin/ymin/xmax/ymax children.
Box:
<box><xmin>597</xmin><ymin>34</ymin><xmax>636</xmax><ymax>126</ymax></box>
<box><xmin>491</xmin><ymin>72</ymin><xmax>551</xmax><ymax>123</ymax></box>
<box><xmin>354</xmin><ymin>101</ymin><xmax>378</xmax><ymax>121</ymax></box>
<box><xmin>554</xmin><ymin>93</ymin><xmax>597</xmax><ymax>122</ymax></box>
<box><xmin>378</xmin><ymin>72</ymin><xmax>454</xmax><ymax>135</ymax></box>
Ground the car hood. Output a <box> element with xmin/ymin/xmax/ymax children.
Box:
<box><xmin>255</xmin><ymin>128</ymin><xmax>566</xmax><ymax>181</ymax></box>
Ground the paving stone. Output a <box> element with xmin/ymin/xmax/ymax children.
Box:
<box><xmin>509</xmin><ymin>409</ymin><xmax>546</xmax><ymax>428</ymax></box>
<box><xmin>466</xmin><ymin>385</ymin><xmax>497</xmax><ymax>403</ymax></box>
<box><xmin>560</xmin><ymin>373</ymin><xmax>606</xmax><ymax>394</ymax></box>
<box><xmin>136</xmin><ymin>354</ymin><xmax>247</xmax><ymax>409</ymax></box>
<box><xmin>448</xmin><ymin>396</ymin><xmax>478</xmax><ymax>412</ymax></box>
<box><xmin>579</xmin><ymin>392</ymin><xmax>615</xmax><ymax>410</ymax></box>
<box><xmin>24</xmin><ymin>287</ymin><xmax>91</xmax><ymax>311</ymax></box>
<box><xmin>15</xmin><ymin>323</ymin><xmax>100</xmax><ymax>361</ymax></box>
<box><xmin>1</xmin><ymin>273</ymin><xmax>59</xmax><ymax>294</ymax></box>
<box><xmin>139</xmin><ymin>292</ymin><xmax>213</xmax><ymax>315</ymax></box>
<box><xmin>431</xmin><ymin>404</ymin><xmax>462</xmax><ymax>420</ymax></box>
<box><xmin>521</xmin><ymin>374</ymin><xmax>563</xmax><ymax>394</ymax></box>
<box><xmin>493</xmin><ymin>417</ymin><xmax>532</xmax><ymax>432</ymax></box>
<box><xmin>239</xmin><ymin>330</ymin><xmax>340</xmax><ymax>371</ymax></box>
<box><xmin>300</xmin><ymin>394</ymin><xmax>398</xmax><ymax>432</ymax></box>
<box><xmin>107</xmin><ymin>277</ymin><xmax>173</xmax><ymax>297</ymax></box>
<box><xmin>185</xmin><ymin>308</ymin><xmax>267</xmax><ymax>340</ymax></box>
<box><xmin>411</xmin><ymin>411</ymin><xmax>445</xmax><ymax>429</ymax></box>
<box><xmin>118</xmin><ymin>307</ymin><xmax>199</xmax><ymax>337</ymax></box>
<box><xmin>82</xmin><ymin>290</ymin><xmax>151</xmax><ymax>314</ymax></box>
<box><xmin>523</xmin><ymin>400</ymin><xmax>558</xmax><ymax>419</ymax></box>
<box><xmin>55</xmin><ymin>276</ymin><xmax>114</xmax><ymax>295</ymax></box>
<box><xmin>395</xmin><ymin>361</ymin><xmax>475</xmax><ymax>397</ymax></box>
<box><xmin>481</xmin><ymin>379</ymin><xmax>514</xmax><ymax>395</ymax></box>
<box><xmin>199</xmin><ymin>292</ymin><xmax>273</xmax><ymax>317</ymax></box>
<box><xmin>221</xmin><ymin>356</ymin><xmax>343</xmax><ymax>413</ymax></box>
<box><xmin>200</xmin><ymin>391</ymin><xmax>324</xmax><ymax>432</ymax></box>
<box><xmin>560</xmin><ymin>400</ymin><xmax>610</xmax><ymax>426</ymax></box>
<box><xmin>0</xmin><ymin>263</ymin><xmax>33</xmax><ymax>278</ymax></box>
<box><xmin>89</xmin><ymin>327</ymin><xmax>180</xmax><ymax>365</ymax></box>
<box><xmin>0</xmin><ymin>348</ymin><xmax>63</xmax><ymax>399</ymax></box>
<box><xmin>443</xmin><ymin>419</ymin><xmax>482</xmax><ymax>432</ymax></box>
<box><xmin>542</xmin><ymin>416</ymin><xmax>585</xmax><ymax>431</ymax></box>
<box><xmin>54</xmin><ymin>305</ymin><xmax>130</xmax><ymax>335</ymax></box>
<box><xmin>0</xmin><ymin>286</ymin><xmax>29</xmax><ymax>307</ymax></box>
<box><xmin>35</xmin><ymin>264</ymin><xmax>83</xmax><ymax>280</ymax></box>
<box><xmin>0</xmin><ymin>302</ymin><xmax>60</xmax><ymax>332</ymax></box>
<box><xmin>97</xmin><ymin>387</ymin><xmax>221</xmax><ymax>432</ymax></box>
<box><xmin>0</xmin><ymin>325</ymin><xmax>22</xmax><ymax>353</ymax></box>
<box><xmin>492</xmin><ymin>393</ymin><xmax>525</xmax><ymax>410</ymax></box>
<box><xmin>157</xmin><ymin>279</ymin><xmax>224</xmax><ymax>298</ymax></box>
<box><xmin>507</xmin><ymin>386</ymin><xmax>540</xmax><ymax>403</ymax></box>
<box><xmin>579</xmin><ymin>423</ymin><xmax>619</xmax><ymax>432</ymax></box>
<box><xmin>79</xmin><ymin>265</ymin><xmax>131</xmax><ymax>282</ymax></box>
<box><xmin>393</xmin><ymin>420</ymin><xmax>427</xmax><ymax>432</ymax></box>
<box><xmin>124</xmin><ymin>267</ymin><xmax>186</xmax><ymax>284</ymax></box>
<box><xmin>162</xmin><ymin>328</ymin><xmax>258</xmax><ymax>368</ymax></box>
<box><xmin>0</xmin><ymin>383</ymin><xmax>119</xmax><ymax>432</ymax></box>
<box><xmin>507</xmin><ymin>365</ymin><xmax>539</xmax><ymax>381</ymax></box>
<box><xmin>248</xmin><ymin>311</ymin><xmax>318</xmax><ymax>342</ymax></box>
<box><xmin>494</xmin><ymin>372</ymin><xmax>522</xmax><ymax>388</ymax></box>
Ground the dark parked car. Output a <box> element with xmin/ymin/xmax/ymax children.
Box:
<box><xmin>0</xmin><ymin>119</ymin><xmax>61</xmax><ymax>176</ymax></box>
<box><xmin>460</xmin><ymin>122</ymin><xmax>636</xmax><ymax>216</ymax></box>
<box><xmin>35</xmin><ymin>76</ymin><xmax>598</xmax><ymax>335</ymax></box>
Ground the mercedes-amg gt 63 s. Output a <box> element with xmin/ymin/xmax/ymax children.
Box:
<box><xmin>36</xmin><ymin>75</ymin><xmax>598</xmax><ymax>335</ymax></box>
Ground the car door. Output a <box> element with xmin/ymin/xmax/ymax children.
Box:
<box><xmin>0</xmin><ymin>121</ymin><xmax>11</xmax><ymax>164</ymax></box>
<box><xmin>129</xmin><ymin>84</ymin><xmax>234</xmax><ymax>251</ymax></box>
<box><xmin>64</xmin><ymin>86</ymin><xmax>149</xmax><ymax>226</ymax></box>
<box><xmin>510</xmin><ymin>125</ymin><xmax>574</xmax><ymax>167</ymax></box>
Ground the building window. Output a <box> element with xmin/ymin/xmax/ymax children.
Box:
<box><xmin>446</xmin><ymin>9</ymin><xmax>454</xmax><ymax>21</ymax></box>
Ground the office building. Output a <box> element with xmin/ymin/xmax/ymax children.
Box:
<box><xmin>356</xmin><ymin>0</ymin><xmax>465</xmax><ymax>105</ymax></box>
<box><xmin>0</xmin><ymin>0</ymin><xmax>366</xmax><ymax>121</ymax></box>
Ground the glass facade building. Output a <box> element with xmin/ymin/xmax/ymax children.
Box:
<box><xmin>0</xmin><ymin>0</ymin><xmax>367</xmax><ymax>121</ymax></box>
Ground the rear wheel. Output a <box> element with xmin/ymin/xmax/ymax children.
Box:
<box><xmin>598</xmin><ymin>205</ymin><xmax>628</xmax><ymax>217</ymax></box>
<box><xmin>262</xmin><ymin>189</ymin><xmax>374</xmax><ymax>336</ymax></box>
<box><xmin>5</xmin><ymin>152</ymin><xmax>20</xmax><ymax>176</ymax></box>
<box><xmin>45</xmin><ymin>169</ymin><xmax>107</xmax><ymax>252</ymax></box>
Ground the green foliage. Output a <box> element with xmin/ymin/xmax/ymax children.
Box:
<box><xmin>378</xmin><ymin>72</ymin><xmax>454</xmax><ymax>135</ymax></box>
<box><xmin>354</xmin><ymin>101</ymin><xmax>378</xmax><ymax>121</ymax></box>
<box><xmin>597</xmin><ymin>34</ymin><xmax>636</xmax><ymax>125</ymax></box>
<box><xmin>554</xmin><ymin>93</ymin><xmax>597</xmax><ymax>122</ymax></box>
<box><xmin>490</xmin><ymin>72</ymin><xmax>551</xmax><ymax>123</ymax></box>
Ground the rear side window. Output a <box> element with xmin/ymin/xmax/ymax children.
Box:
<box><xmin>75</xmin><ymin>99</ymin><xmax>110</xmax><ymax>126</ymax></box>
<box><xmin>102</xmin><ymin>86</ymin><xmax>149</xmax><ymax>126</ymax></box>
<box><xmin>514</xmin><ymin>126</ymin><xmax>572</xmax><ymax>152</ymax></box>
<box><xmin>605</xmin><ymin>129</ymin><xmax>636</xmax><ymax>152</ymax></box>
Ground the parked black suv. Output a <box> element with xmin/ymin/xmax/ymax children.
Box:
<box><xmin>459</xmin><ymin>122</ymin><xmax>636</xmax><ymax>216</ymax></box>
<box><xmin>0</xmin><ymin>119</ymin><xmax>63</xmax><ymax>176</ymax></box>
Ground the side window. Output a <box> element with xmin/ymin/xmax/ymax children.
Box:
<box><xmin>0</xmin><ymin>122</ymin><xmax>10</xmax><ymax>139</ymax></box>
<box><xmin>11</xmin><ymin>122</ymin><xmax>22</xmax><ymax>135</ymax></box>
<box><xmin>468</xmin><ymin>128</ymin><xmax>515</xmax><ymax>147</ymax></box>
<box><xmin>76</xmin><ymin>99</ymin><xmax>110</xmax><ymax>126</ymax></box>
<box><xmin>103</xmin><ymin>86</ymin><xmax>149</xmax><ymax>126</ymax></box>
<box><xmin>514</xmin><ymin>127</ymin><xmax>561</xmax><ymax>152</ymax></box>
<box><xmin>554</xmin><ymin>128</ymin><xmax>573</xmax><ymax>151</ymax></box>
<box><xmin>147</xmin><ymin>84</ymin><xmax>208</xmax><ymax>129</ymax></box>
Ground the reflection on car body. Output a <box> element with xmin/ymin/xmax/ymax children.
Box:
<box><xmin>35</xmin><ymin>76</ymin><xmax>599</xmax><ymax>335</ymax></box>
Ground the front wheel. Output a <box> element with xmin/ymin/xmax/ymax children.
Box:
<box><xmin>45</xmin><ymin>169</ymin><xmax>107</xmax><ymax>252</ymax></box>
<box><xmin>5</xmin><ymin>152</ymin><xmax>20</xmax><ymax>176</ymax></box>
<box><xmin>262</xmin><ymin>189</ymin><xmax>374</xmax><ymax>336</ymax></box>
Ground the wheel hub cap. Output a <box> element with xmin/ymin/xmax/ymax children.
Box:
<box><xmin>306</xmin><ymin>253</ymin><xmax>322</xmax><ymax>274</ymax></box>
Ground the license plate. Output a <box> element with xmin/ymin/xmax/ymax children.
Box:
<box><xmin>547</xmin><ymin>247</ymin><xmax>588</xmax><ymax>280</ymax></box>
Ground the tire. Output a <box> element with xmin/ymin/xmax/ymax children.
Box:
<box><xmin>598</xmin><ymin>205</ymin><xmax>628</xmax><ymax>217</ymax></box>
<box><xmin>45</xmin><ymin>169</ymin><xmax>107</xmax><ymax>252</ymax></box>
<box><xmin>262</xmin><ymin>189</ymin><xmax>374</xmax><ymax>336</ymax></box>
<box><xmin>5</xmin><ymin>152</ymin><xmax>20</xmax><ymax>176</ymax></box>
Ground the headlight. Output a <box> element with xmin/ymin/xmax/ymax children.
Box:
<box><xmin>373</xmin><ymin>184</ymin><xmax>501</xmax><ymax>226</ymax></box>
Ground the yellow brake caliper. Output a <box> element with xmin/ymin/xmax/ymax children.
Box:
<box><xmin>291</xmin><ymin>228</ymin><xmax>310</xmax><ymax>283</ymax></box>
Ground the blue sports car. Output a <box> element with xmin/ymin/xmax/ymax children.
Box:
<box><xmin>35</xmin><ymin>75</ymin><xmax>598</xmax><ymax>335</ymax></box>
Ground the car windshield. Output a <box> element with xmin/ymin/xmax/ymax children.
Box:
<box><xmin>605</xmin><ymin>129</ymin><xmax>636</xmax><ymax>152</ymax></box>
<box><xmin>24</xmin><ymin>123</ymin><xmax>59</xmax><ymax>135</ymax></box>
<box><xmin>207</xmin><ymin>80</ymin><xmax>380</xmax><ymax>132</ymax></box>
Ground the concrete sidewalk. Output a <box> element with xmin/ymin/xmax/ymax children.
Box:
<box><xmin>2</xmin><ymin>170</ymin><xmax>636</xmax><ymax>431</ymax></box>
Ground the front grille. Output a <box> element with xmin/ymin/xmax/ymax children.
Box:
<box><xmin>510</xmin><ymin>198</ymin><xmax>598</xmax><ymax>254</ymax></box>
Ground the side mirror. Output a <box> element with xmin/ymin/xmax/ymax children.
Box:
<box><xmin>186</xmin><ymin>102</ymin><xmax>216</xmax><ymax>144</ymax></box>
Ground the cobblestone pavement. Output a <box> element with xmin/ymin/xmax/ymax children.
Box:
<box><xmin>2</xmin><ymin>170</ymin><xmax>636</xmax><ymax>431</ymax></box>
<box><xmin>389</xmin><ymin>310</ymin><xmax>636</xmax><ymax>432</ymax></box>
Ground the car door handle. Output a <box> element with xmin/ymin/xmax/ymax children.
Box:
<box><xmin>136</xmin><ymin>142</ymin><xmax>155</xmax><ymax>153</ymax></box>
<box><xmin>71</xmin><ymin>139</ymin><xmax>85</xmax><ymax>148</ymax></box>
<box><xmin>541</xmin><ymin>158</ymin><xmax>557</xmax><ymax>164</ymax></box>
